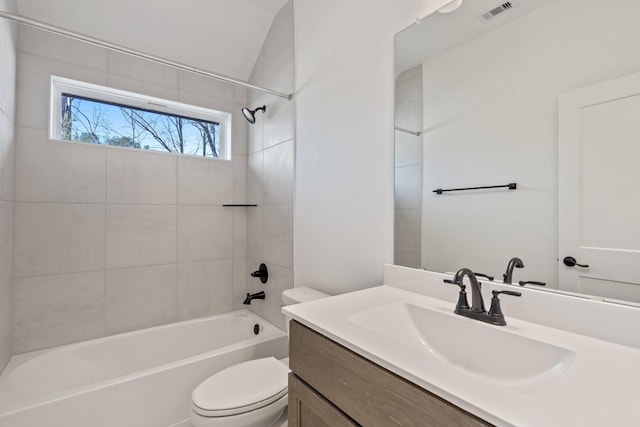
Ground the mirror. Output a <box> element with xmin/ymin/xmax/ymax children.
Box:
<box><xmin>394</xmin><ymin>0</ymin><xmax>640</xmax><ymax>305</ymax></box>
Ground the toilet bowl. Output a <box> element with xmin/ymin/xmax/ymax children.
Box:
<box><xmin>190</xmin><ymin>287</ymin><xmax>328</xmax><ymax>427</ymax></box>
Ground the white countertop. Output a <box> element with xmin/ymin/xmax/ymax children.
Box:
<box><xmin>283</xmin><ymin>285</ymin><xmax>640</xmax><ymax>426</ymax></box>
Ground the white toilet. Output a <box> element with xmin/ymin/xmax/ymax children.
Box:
<box><xmin>190</xmin><ymin>287</ymin><xmax>329</xmax><ymax>427</ymax></box>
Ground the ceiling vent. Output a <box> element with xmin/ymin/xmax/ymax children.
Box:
<box><xmin>481</xmin><ymin>2</ymin><xmax>515</xmax><ymax>21</ymax></box>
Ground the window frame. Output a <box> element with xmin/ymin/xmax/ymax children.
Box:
<box><xmin>50</xmin><ymin>75</ymin><xmax>232</xmax><ymax>160</ymax></box>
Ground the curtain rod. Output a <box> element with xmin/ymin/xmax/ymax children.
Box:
<box><xmin>0</xmin><ymin>10</ymin><xmax>293</xmax><ymax>100</ymax></box>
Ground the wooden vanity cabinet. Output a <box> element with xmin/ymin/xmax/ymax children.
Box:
<box><xmin>288</xmin><ymin>320</ymin><xmax>493</xmax><ymax>427</ymax></box>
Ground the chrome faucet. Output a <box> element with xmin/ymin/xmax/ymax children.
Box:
<box><xmin>445</xmin><ymin>268</ymin><xmax>521</xmax><ymax>326</ymax></box>
<box><xmin>502</xmin><ymin>257</ymin><xmax>524</xmax><ymax>284</ymax></box>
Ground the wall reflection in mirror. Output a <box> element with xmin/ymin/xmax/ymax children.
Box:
<box><xmin>394</xmin><ymin>0</ymin><xmax>640</xmax><ymax>305</ymax></box>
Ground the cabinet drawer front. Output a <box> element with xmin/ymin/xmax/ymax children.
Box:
<box><xmin>289</xmin><ymin>373</ymin><xmax>359</xmax><ymax>427</ymax></box>
<box><xmin>289</xmin><ymin>321</ymin><xmax>492</xmax><ymax>427</ymax></box>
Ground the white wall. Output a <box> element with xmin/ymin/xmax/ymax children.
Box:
<box><xmin>293</xmin><ymin>0</ymin><xmax>446</xmax><ymax>295</ymax></box>
<box><xmin>419</xmin><ymin>0</ymin><xmax>640</xmax><ymax>286</ymax></box>
<box><xmin>12</xmin><ymin>26</ymin><xmax>249</xmax><ymax>353</ymax></box>
<box><xmin>246</xmin><ymin>1</ymin><xmax>295</xmax><ymax>330</ymax></box>
<box><xmin>0</xmin><ymin>0</ymin><xmax>17</xmax><ymax>371</ymax></box>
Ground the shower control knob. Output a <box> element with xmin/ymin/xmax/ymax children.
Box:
<box><xmin>250</xmin><ymin>263</ymin><xmax>269</xmax><ymax>284</ymax></box>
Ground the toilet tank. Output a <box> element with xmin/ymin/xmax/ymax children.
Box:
<box><xmin>281</xmin><ymin>287</ymin><xmax>329</xmax><ymax>306</ymax></box>
<box><xmin>282</xmin><ymin>288</ymin><xmax>329</xmax><ymax>335</ymax></box>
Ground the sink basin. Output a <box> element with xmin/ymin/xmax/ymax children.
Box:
<box><xmin>347</xmin><ymin>302</ymin><xmax>575</xmax><ymax>383</ymax></box>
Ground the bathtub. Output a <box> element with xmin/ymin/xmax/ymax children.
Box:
<box><xmin>0</xmin><ymin>310</ymin><xmax>288</xmax><ymax>427</ymax></box>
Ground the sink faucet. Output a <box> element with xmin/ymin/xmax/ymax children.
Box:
<box><xmin>503</xmin><ymin>257</ymin><xmax>524</xmax><ymax>284</ymax></box>
<box><xmin>445</xmin><ymin>268</ymin><xmax>522</xmax><ymax>326</ymax></box>
<box><xmin>453</xmin><ymin>268</ymin><xmax>485</xmax><ymax>313</ymax></box>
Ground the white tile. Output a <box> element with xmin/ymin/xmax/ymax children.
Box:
<box><xmin>14</xmin><ymin>203</ymin><xmax>105</xmax><ymax>277</ymax></box>
<box><xmin>0</xmin><ymin>113</ymin><xmax>15</xmax><ymax>201</ymax></box>
<box><xmin>105</xmin><ymin>205</ymin><xmax>176</xmax><ymax>269</ymax></box>
<box><xmin>0</xmin><ymin>275</ymin><xmax>10</xmax><ymax>370</ymax></box>
<box><xmin>233</xmin><ymin>208</ymin><xmax>247</xmax><ymax>258</ymax></box>
<box><xmin>247</xmin><ymin>151</ymin><xmax>263</xmax><ymax>205</ymax></box>
<box><xmin>263</xmin><ymin>97</ymin><xmax>294</xmax><ymax>149</ymax></box>
<box><xmin>13</xmin><ymin>271</ymin><xmax>105</xmax><ymax>353</ymax></box>
<box><xmin>0</xmin><ymin>200</ymin><xmax>12</xmax><ymax>369</ymax></box>
<box><xmin>105</xmin><ymin>264</ymin><xmax>176</xmax><ymax>335</ymax></box>
<box><xmin>178</xmin><ymin>71</ymin><xmax>234</xmax><ymax>102</ymax></box>
<box><xmin>176</xmin><ymin>260</ymin><xmax>233</xmax><ymax>320</ymax></box>
<box><xmin>394</xmin><ymin>252</ymin><xmax>422</xmax><ymax>269</ymax></box>
<box><xmin>263</xmin><ymin>204</ymin><xmax>293</xmax><ymax>269</ymax></box>
<box><xmin>234</xmin><ymin>87</ymin><xmax>248</xmax><ymax>104</ymax></box>
<box><xmin>394</xmin><ymin>208</ymin><xmax>421</xmax><ymax>254</ymax></box>
<box><xmin>395</xmin><ymin>130</ymin><xmax>422</xmax><ymax>168</ymax></box>
<box><xmin>232</xmin><ymin>103</ymin><xmax>249</xmax><ymax>156</ymax></box>
<box><xmin>108</xmin><ymin>51</ymin><xmax>178</xmax><ymax>88</ymax></box>
<box><xmin>19</xmin><ymin>26</ymin><xmax>107</xmax><ymax>71</ymax></box>
<box><xmin>232</xmin><ymin>258</ymin><xmax>247</xmax><ymax>311</ymax></box>
<box><xmin>394</xmin><ymin>164</ymin><xmax>422</xmax><ymax>209</ymax></box>
<box><xmin>15</xmin><ymin>127</ymin><xmax>106</xmax><ymax>203</ymax></box>
<box><xmin>106</xmin><ymin>148</ymin><xmax>177</xmax><ymax>205</ymax></box>
<box><xmin>0</xmin><ymin>17</ymin><xmax>17</xmax><ymax>122</ymax></box>
<box><xmin>177</xmin><ymin>90</ymin><xmax>233</xmax><ymax>116</ymax></box>
<box><xmin>106</xmin><ymin>74</ymin><xmax>178</xmax><ymax>103</ymax></box>
<box><xmin>233</xmin><ymin>155</ymin><xmax>247</xmax><ymax>204</ymax></box>
<box><xmin>263</xmin><ymin>140</ymin><xmax>293</xmax><ymax>205</ymax></box>
<box><xmin>16</xmin><ymin>52</ymin><xmax>107</xmax><ymax>130</ymax></box>
<box><xmin>247</xmin><ymin>206</ymin><xmax>263</xmax><ymax>260</ymax></box>
<box><xmin>177</xmin><ymin>206</ymin><xmax>233</xmax><ymax>263</ymax></box>
<box><xmin>0</xmin><ymin>200</ymin><xmax>13</xmax><ymax>284</ymax></box>
<box><xmin>246</xmin><ymin>95</ymin><xmax>265</xmax><ymax>154</ymax></box>
<box><xmin>177</xmin><ymin>156</ymin><xmax>233</xmax><ymax>205</ymax></box>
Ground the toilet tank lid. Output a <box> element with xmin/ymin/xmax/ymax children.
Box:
<box><xmin>282</xmin><ymin>287</ymin><xmax>329</xmax><ymax>305</ymax></box>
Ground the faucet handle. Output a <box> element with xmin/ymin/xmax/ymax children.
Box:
<box><xmin>474</xmin><ymin>272</ymin><xmax>494</xmax><ymax>281</ymax></box>
<box><xmin>518</xmin><ymin>280</ymin><xmax>546</xmax><ymax>287</ymax></box>
<box><xmin>444</xmin><ymin>279</ymin><xmax>470</xmax><ymax>313</ymax></box>
<box><xmin>493</xmin><ymin>290</ymin><xmax>522</xmax><ymax>297</ymax></box>
<box><xmin>487</xmin><ymin>290</ymin><xmax>522</xmax><ymax>325</ymax></box>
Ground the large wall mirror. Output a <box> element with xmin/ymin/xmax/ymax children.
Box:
<box><xmin>394</xmin><ymin>0</ymin><xmax>640</xmax><ymax>305</ymax></box>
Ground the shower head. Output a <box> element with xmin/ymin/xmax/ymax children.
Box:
<box><xmin>241</xmin><ymin>105</ymin><xmax>267</xmax><ymax>124</ymax></box>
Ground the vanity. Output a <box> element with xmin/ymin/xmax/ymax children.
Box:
<box><xmin>284</xmin><ymin>265</ymin><xmax>640</xmax><ymax>426</ymax></box>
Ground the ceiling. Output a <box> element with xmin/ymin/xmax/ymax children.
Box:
<box><xmin>395</xmin><ymin>0</ymin><xmax>557</xmax><ymax>76</ymax></box>
<box><xmin>16</xmin><ymin>0</ymin><xmax>288</xmax><ymax>81</ymax></box>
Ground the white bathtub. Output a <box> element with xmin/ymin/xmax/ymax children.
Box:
<box><xmin>0</xmin><ymin>310</ymin><xmax>288</xmax><ymax>427</ymax></box>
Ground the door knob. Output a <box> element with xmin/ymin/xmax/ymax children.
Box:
<box><xmin>563</xmin><ymin>256</ymin><xmax>589</xmax><ymax>268</ymax></box>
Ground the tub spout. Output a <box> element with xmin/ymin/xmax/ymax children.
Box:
<box><xmin>243</xmin><ymin>291</ymin><xmax>265</xmax><ymax>305</ymax></box>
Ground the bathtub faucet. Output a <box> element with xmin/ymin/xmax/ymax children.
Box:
<box><xmin>243</xmin><ymin>291</ymin><xmax>266</xmax><ymax>305</ymax></box>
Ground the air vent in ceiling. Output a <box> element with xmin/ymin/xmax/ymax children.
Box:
<box><xmin>482</xmin><ymin>2</ymin><xmax>514</xmax><ymax>21</ymax></box>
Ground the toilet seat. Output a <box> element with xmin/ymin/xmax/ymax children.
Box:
<box><xmin>192</xmin><ymin>357</ymin><xmax>289</xmax><ymax>418</ymax></box>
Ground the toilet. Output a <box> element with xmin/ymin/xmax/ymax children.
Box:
<box><xmin>190</xmin><ymin>287</ymin><xmax>329</xmax><ymax>427</ymax></box>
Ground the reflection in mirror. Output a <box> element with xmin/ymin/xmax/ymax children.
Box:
<box><xmin>394</xmin><ymin>0</ymin><xmax>640</xmax><ymax>305</ymax></box>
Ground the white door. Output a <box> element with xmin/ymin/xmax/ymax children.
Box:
<box><xmin>559</xmin><ymin>71</ymin><xmax>640</xmax><ymax>304</ymax></box>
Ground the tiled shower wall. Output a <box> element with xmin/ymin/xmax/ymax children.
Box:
<box><xmin>0</xmin><ymin>0</ymin><xmax>17</xmax><ymax>370</ymax></box>
<box><xmin>245</xmin><ymin>0</ymin><xmax>295</xmax><ymax>330</ymax></box>
<box><xmin>394</xmin><ymin>65</ymin><xmax>422</xmax><ymax>268</ymax></box>
<box><xmin>12</xmin><ymin>26</ymin><xmax>250</xmax><ymax>353</ymax></box>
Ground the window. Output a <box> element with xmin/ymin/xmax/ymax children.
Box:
<box><xmin>50</xmin><ymin>76</ymin><xmax>231</xmax><ymax>159</ymax></box>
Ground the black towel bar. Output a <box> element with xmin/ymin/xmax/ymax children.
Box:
<box><xmin>433</xmin><ymin>183</ymin><xmax>517</xmax><ymax>195</ymax></box>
